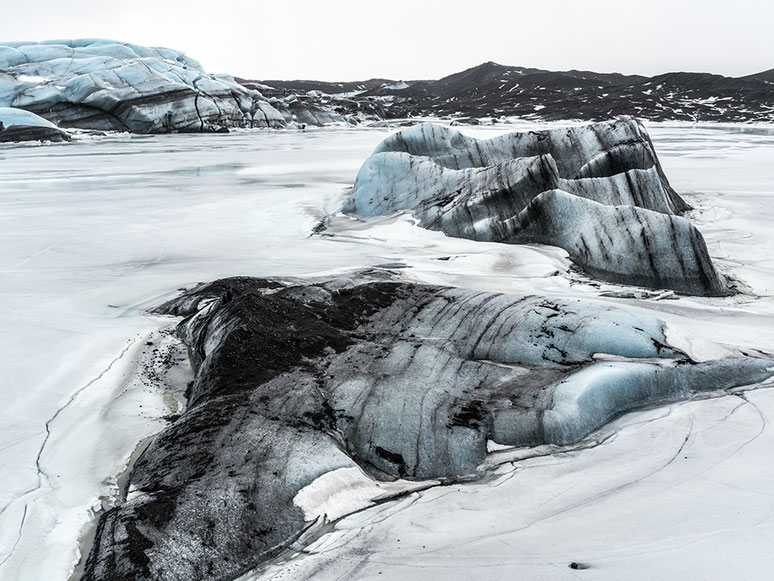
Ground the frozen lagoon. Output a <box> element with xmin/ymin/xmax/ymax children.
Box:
<box><xmin>1</xmin><ymin>123</ymin><xmax>774</xmax><ymax>579</ymax></box>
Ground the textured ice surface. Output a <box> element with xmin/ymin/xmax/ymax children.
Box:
<box><xmin>84</xmin><ymin>370</ymin><xmax>360</xmax><ymax>581</ymax></box>
<box><xmin>256</xmin><ymin>389</ymin><xmax>774</xmax><ymax>581</ymax></box>
<box><xmin>253</xmin><ymin>124</ymin><xmax>774</xmax><ymax>581</ymax></box>
<box><xmin>343</xmin><ymin>118</ymin><xmax>725</xmax><ymax>294</ymax></box>
<box><xmin>0</xmin><ymin>39</ymin><xmax>285</xmax><ymax>133</ymax></box>
<box><xmin>374</xmin><ymin>118</ymin><xmax>679</xmax><ymax>193</ymax></box>
<box><xmin>1</xmin><ymin>123</ymin><xmax>774</xmax><ymax>581</ymax></box>
<box><xmin>80</xmin><ymin>274</ymin><xmax>771</xmax><ymax>579</ymax></box>
<box><xmin>540</xmin><ymin>357</ymin><xmax>772</xmax><ymax>444</ymax></box>
<box><xmin>509</xmin><ymin>189</ymin><xmax>727</xmax><ymax>295</ymax></box>
<box><xmin>344</xmin><ymin>150</ymin><xmax>679</xmax><ymax>221</ymax></box>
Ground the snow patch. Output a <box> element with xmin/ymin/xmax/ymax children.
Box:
<box><xmin>17</xmin><ymin>75</ymin><xmax>47</xmax><ymax>83</ymax></box>
<box><xmin>293</xmin><ymin>467</ymin><xmax>437</xmax><ymax>522</ymax></box>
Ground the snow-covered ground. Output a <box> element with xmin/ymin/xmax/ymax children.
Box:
<box><xmin>0</xmin><ymin>123</ymin><xmax>773</xmax><ymax>580</ymax></box>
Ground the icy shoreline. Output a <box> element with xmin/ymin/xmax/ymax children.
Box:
<box><xmin>2</xmin><ymin>117</ymin><xmax>774</xmax><ymax>149</ymax></box>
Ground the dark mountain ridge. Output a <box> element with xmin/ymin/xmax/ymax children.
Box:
<box><xmin>252</xmin><ymin>61</ymin><xmax>774</xmax><ymax>123</ymax></box>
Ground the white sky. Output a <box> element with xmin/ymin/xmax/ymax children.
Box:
<box><xmin>1</xmin><ymin>0</ymin><xmax>770</xmax><ymax>81</ymax></box>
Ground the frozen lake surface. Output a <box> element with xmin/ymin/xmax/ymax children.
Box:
<box><xmin>1</xmin><ymin>123</ymin><xmax>774</xmax><ymax>579</ymax></box>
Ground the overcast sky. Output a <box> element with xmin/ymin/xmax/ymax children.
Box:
<box><xmin>1</xmin><ymin>0</ymin><xmax>770</xmax><ymax>80</ymax></box>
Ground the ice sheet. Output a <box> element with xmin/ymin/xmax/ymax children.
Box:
<box><xmin>0</xmin><ymin>123</ymin><xmax>773</xmax><ymax>579</ymax></box>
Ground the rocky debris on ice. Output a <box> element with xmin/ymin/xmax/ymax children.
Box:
<box><xmin>245</xmin><ymin>88</ymin><xmax>386</xmax><ymax>127</ymax></box>
<box><xmin>82</xmin><ymin>275</ymin><xmax>773</xmax><ymax>580</ymax></box>
<box><xmin>343</xmin><ymin>117</ymin><xmax>728</xmax><ymax>295</ymax></box>
<box><xmin>0</xmin><ymin>39</ymin><xmax>293</xmax><ymax>133</ymax></box>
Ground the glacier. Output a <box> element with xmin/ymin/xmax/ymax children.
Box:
<box><xmin>0</xmin><ymin>39</ymin><xmax>365</xmax><ymax>134</ymax></box>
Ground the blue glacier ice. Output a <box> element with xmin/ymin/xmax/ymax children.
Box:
<box><xmin>81</xmin><ymin>274</ymin><xmax>773</xmax><ymax>580</ymax></box>
<box><xmin>0</xmin><ymin>106</ymin><xmax>58</xmax><ymax>128</ymax></box>
<box><xmin>0</xmin><ymin>39</ymin><xmax>285</xmax><ymax>133</ymax></box>
<box><xmin>342</xmin><ymin>118</ymin><xmax>728</xmax><ymax>295</ymax></box>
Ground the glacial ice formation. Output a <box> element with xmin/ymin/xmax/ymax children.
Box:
<box><xmin>0</xmin><ymin>39</ymin><xmax>286</xmax><ymax>133</ymax></box>
<box><xmin>0</xmin><ymin>106</ymin><xmax>58</xmax><ymax>128</ymax></box>
<box><xmin>0</xmin><ymin>106</ymin><xmax>71</xmax><ymax>142</ymax></box>
<box><xmin>372</xmin><ymin>118</ymin><xmax>670</xmax><ymax>181</ymax></box>
<box><xmin>509</xmin><ymin>190</ymin><xmax>727</xmax><ymax>295</ymax></box>
<box><xmin>82</xmin><ymin>275</ymin><xmax>773</xmax><ymax>580</ymax></box>
<box><xmin>343</xmin><ymin>118</ymin><xmax>728</xmax><ymax>295</ymax></box>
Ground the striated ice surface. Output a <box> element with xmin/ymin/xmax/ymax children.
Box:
<box><xmin>0</xmin><ymin>39</ymin><xmax>285</xmax><ymax>133</ymax></box>
<box><xmin>256</xmin><ymin>388</ymin><xmax>774</xmax><ymax>581</ymax></box>
<box><xmin>76</xmin><ymin>270</ymin><xmax>770</xmax><ymax>579</ymax></box>
<box><xmin>349</xmin><ymin>118</ymin><xmax>686</xmax><ymax>213</ymax></box>
<box><xmin>374</xmin><ymin>118</ymin><xmax>676</xmax><ymax>186</ymax></box>
<box><xmin>0</xmin><ymin>106</ymin><xmax>70</xmax><ymax>142</ymax></box>
<box><xmin>342</xmin><ymin>118</ymin><xmax>725</xmax><ymax>295</ymax></box>
<box><xmin>1</xmin><ymin>123</ymin><xmax>774</xmax><ymax>580</ymax></box>
<box><xmin>509</xmin><ymin>189</ymin><xmax>727</xmax><ymax>295</ymax></box>
<box><xmin>252</xmin><ymin>124</ymin><xmax>774</xmax><ymax>581</ymax></box>
<box><xmin>540</xmin><ymin>357</ymin><xmax>773</xmax><ymax>444</ymax></box>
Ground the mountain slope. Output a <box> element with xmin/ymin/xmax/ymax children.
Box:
<box><xmin>255</xmin><ymin>62</ymin><xmax>774</xmax><ymax>123</ymax></box>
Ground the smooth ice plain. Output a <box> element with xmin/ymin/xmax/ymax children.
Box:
<box><xmin>1</xmin><ymin>123</ymin><xmax>774</xmax><ymax>580</ymax></box>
